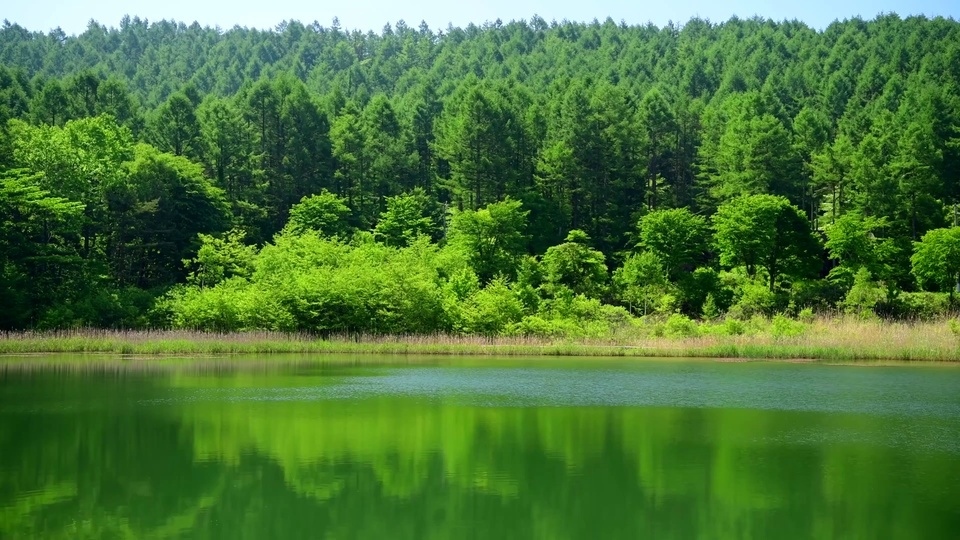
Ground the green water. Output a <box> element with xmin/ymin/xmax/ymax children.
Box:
<box><xmin>1</xmin><ymin>357</ymin><xmax>959</xmax><ymax>539</ymax></box>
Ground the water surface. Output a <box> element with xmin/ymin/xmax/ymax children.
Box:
<box><xmin>1</xmin><ymin>356</ymin><xmax>958</xmax><ymax>539</ymax></box>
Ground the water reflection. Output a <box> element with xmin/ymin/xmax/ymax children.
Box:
<box><xmin>1</xmin><ymin>359</ymin><xmax>959</xmax><ymax>539</ymax></box>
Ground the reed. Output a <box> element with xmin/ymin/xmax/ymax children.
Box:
<box><xmin>1</xmin><ymin>316</ymin><xmax>958</xmax><ymax>362</ymax></box>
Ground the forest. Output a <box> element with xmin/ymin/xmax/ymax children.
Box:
<box><xmin>0</xmin><ymin>13</ymin><xmax>959</xmax><ymax>335</ymax></box>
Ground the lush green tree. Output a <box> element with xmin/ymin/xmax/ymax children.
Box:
<box><xmin>700</xmin><ymin>93</ymin><xmax>801</xmax><ymax>205</ymax></box>
<box><xmin>637</xmin><ymin>87</ymin><xmax>677</xmax><ymax>209</ymax></box>
<box><xmin>197</xmin><ymin>95</ymin><xmax>267</xmax><ymax>238</ymax></box>
<box><xmin>540</xmin><ymin>230</ymin><xmax>608</xmax><ymax>298</ymax></box>
<box><xmin>437</xmin><ymin>82</ymin><xmax>525</xmax><ymax>208</ymax></box>
<box><xmin>149</xmin><ymin>90</ymin><xmax>202</xmax><ymax>159</ymax></box>
<box><xmin>447</xmin><ymin>197</ymin><xmax>529</xmax><ymax>283</ymax></box>
<box><xmin>712</xmin><ymin>194</ymin><xmax>821</xmax><ymax>291</ymax></box>
<box><xmin>637</xmin><ymin>208</ymin><xmax>710</xmax><ymax>281</ymax></box>
<box><xmin>454</xmin><ymin>278</ymin><xmax>526</xmax><ymax>335</ymax></box>
<box><xmin>30</xmin><ymin>78</ymin><xmax>70</xmax><ymax>126</ymax></box>
<box><xmin>184</xmin><ymin>228</ymin><xmax>257</xmax><ymax>289</ymax></box>
<box><xmin>824</xmin><ymin>212</ymin><xmax>898</xmax><ymax>286</ymax></box>
<box><xmin>285</xmin><ymin>190</ymin><xmax>352</xmax><ymax>238</ymax></box>
<box><xmin>811</xmin><ymin>134</ymin><xmax>855</xmax><ymax>224</ymax></box>
<box><xmin>374</xmin><ymin>189</ymin><xmax>437</xmax><ymax>247</ymax></box>
<box><xmin>330</xmin><ymin>100</ymin><xmax>372</xmax><ymax>221</ymax></box>
<box><xmin>96</xmin><ymin>76</ymin><xmax>140</xmax><ymax>129</ymax></box>
<box><xmin>362</xmin><ymin>94</ymin><xmax>415</xmax><ymax>202</ymax></box>
<box><xmin>11</xmin><ymin>115</ymin><xmax>134</xmax><ymax>261</ymax></box>
<box><xmin>613</xmin><ymin>252</ymin><xmax>673</xmax><ymax>315</ymax></box>
<box><xmin>112</xmin><ymin>144</ymin><xmax>230</xmax><ymax>287</ymax></box>
<box><xmin>911</xmin><ymin>226</ymin><xmax>960</xmax><ymax>296</ymax></box>
<box><xmin>0</xmin><ymin>169</ymin><xmax>84</xmax><ymax>327</ymax></box>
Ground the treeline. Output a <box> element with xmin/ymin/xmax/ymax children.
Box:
<box><xmin>1</xmin><ymin>14</ymin><xmax>959</xmax><ymax>331</ymax></box>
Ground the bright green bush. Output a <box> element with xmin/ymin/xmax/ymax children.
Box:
<box><xmin>884</xmin><ymin>292</ymin><xmax>952</xmax><ymax>320</ymax></box>
<box><xmin>727</xmin><ymin>278</ymin><xmax>778</xmax><ymax>319</ymax></box>
<box><xmin>160</xmin><ymin>279</ymin><xmax>246</xmax><ymax>331</ymax></box>
<box><xmin>505</xmin><ymin>316</ymin><xmax>578</xmax><ymax>338</ymax></box>
<box><xmin>455</xmin><ymin>278</ymin><xmax>526</xmax><ymax>335</ymax></box>
<box><xmin>841</xmin><ymin>268</ymin><xmax>885</xmax><ymax>317</ymax></box>
<box><xmin>663</xmin><ymin>313</ymin><xmax>700</xmax><ymax>338</ymax></box>
<box><xmin>770</xmin><ymin>314</ymin><xmax>807</xmax><ymax>339</ymax></box>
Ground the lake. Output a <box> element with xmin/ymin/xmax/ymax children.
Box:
<box><xmin>1</xmin><ymin>356</ymin><xmax>959</xmax><ymax>539</ymax></box>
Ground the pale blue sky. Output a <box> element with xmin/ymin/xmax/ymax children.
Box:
<box><xmin>5</xmin><ymin>0</ymin><xmax>959</xmax><ymax>36</ymax></box>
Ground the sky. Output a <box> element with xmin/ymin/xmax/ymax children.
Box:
<box><xmin>4</xmin><ymin>0</ymin><xmax>959</xmax><ymax>36</ymax></box>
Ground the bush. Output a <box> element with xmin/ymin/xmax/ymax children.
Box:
<box><xmin>722</xmin><ymin>318</ymin><xmax>746</xmax><ymax>336</ymax></box>
<box><xmin>883</xmin><ymin>292</ymin><xmax>952</xmax><ymax>320</ymax></box>
<box><xmin>841</xmin><ymin>268</ymin><xmax>885</xmax><ymax>317</ymax></box>
<box><xmin>679</xmin><ymin>267</ymin><xmax>731</xmax><ymax>315</ymax></box>
<box><xmin>702</xmin><ymin>293</ymin><xmax>720</xmax><ymax>320</ymax></box>
<box><xmin>770</xmin><ymin>314</ymin><xmax>807</xmax><ymax>339</ymax></box>
<box><xmin>656</xmin><ymin>293</ymin><xmax>681</xmax><ymax>315</ymax></box>
<box><xmin>159</xmin><ymin>279</ymin><xmax>246</xmax><ymax>331</ymax></box>
<box><xmin>949</xmin><ymin>318</ymin><xmax>960</xmax><ymax>338</ymax></box>
<box><xmin>455</xmin><ymin>279</ymin><xmax>526</xmax><ymax>335</ymax></box>
<box><xmin>663</xmin><ymin>313</ymin><xmax>700</xmax><ymax>338</ymax></box>
<box><xmin>505</xmin><ymin>316</ymin><xmax>571</xmax><ymax>338</ymax></box>
<box><xmin>729</xmin><ymin>280</ymin><xmax>779</xmax><ymax>319</ymax></box>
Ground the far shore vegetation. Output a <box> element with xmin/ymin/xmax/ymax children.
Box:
<box><xmin>4</xmin><ymin>314</ymin><xmax>960</xmax><ymax>362</ymax></box>
<box><xmin>4</xmin><ymin>16</ymin><xmax>960</xmax><ymax>347</ymax></box>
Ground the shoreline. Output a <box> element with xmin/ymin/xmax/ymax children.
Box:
<box><xmin>2</xmin><ymin>324</ymin><xmax>959</xmax><ymax>363</ymax></box>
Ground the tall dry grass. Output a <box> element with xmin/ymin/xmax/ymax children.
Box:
<box><xmin>1</xmin><ymin>316</ymin><xmax>958</xmax><ymax>362</ymax></box>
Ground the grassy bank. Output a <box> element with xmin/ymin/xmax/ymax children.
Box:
<box><xmin>2</xmin><ymin>317</ymin><xmax>960</xmax><ymax>362</ymax></box>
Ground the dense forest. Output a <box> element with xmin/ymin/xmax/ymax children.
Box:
<box><xmin>1</xmin><ymin>13</ymin><xmax>959</xmax><ymax>334</ymax></box>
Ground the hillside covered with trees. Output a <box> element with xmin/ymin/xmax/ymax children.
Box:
<box><xmin>1</xmin><ymin>13</ymin><xmax>959</xmax><ymax>334</ymax></box>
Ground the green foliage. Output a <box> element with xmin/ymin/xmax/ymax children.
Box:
<box><xmin>911</xmin><ymin>227</ymin><xmax>960</xmax><ymax>293</ymax></box>
<box><xmin>285</xmin><ymin>190</ymin><xmax>352</xmax><ymax>237</ymax></box>
<box><xmin>884</xmin><ymin>292</ymin><xmax>952</xmax><ymax>320</ymax></box>
<box><xmin>446</xmin><ymin>198</ymin><xmax>529</xmax><ymax>283</ymax></box>
<box><xmin>613</xmin><ymin>251</ymin><xmax>673</xmax><ymax>315</ymax></box>
<box><xmin>702</xmin><ymin>293</ymin><xmax>721</xmax><ymax>320</ymax></box>
<box><xmin>637</xmin><ymin>208</ymin><xmax>710</xmax><ymax>280</ymax></box>
<box><xmin>720</xmin><ymin>318</ymin><xmax>746</xmax><ymax>336</ymax></box>
<box><xmin>713</xmin><ymin>194</ymin><xmax>821</xmax><ymax>291</ymax></box>
<box><xmin>949</xmin><ymin>318</ymin><xmax>960</xmax><ymax>338</ymax></box>
<box><xmin>841</xmin><ymin>268</ymin><xmax>886</xmax><ymax>317</ymax></box>
<box><xmin>454</xmin><ymin>278</ymin><xmax>526</xmax><ymax>335</ymax></box>
<box><xmin>1</xmin><ymin>16</ymin><xmax>960</xmax><ymax>330</ymax></box>
<box><xmin>679</xmin><ymin>267</ymin><xmax>729</xmax><ymax>316</ymax></box>
<box><xmin>185</xmin><ymin>228</ymin><xmax>257</xmax><ymax>289</ymax></box>
<box><xmin>117</xmin><ymin>144</ymin><xmax>231</xmax><ymax>286</ymax></box>
<box><xmin>824</xmin><ymin>212</ymin><xmax>898</xmax><ymax>286</ymax></box>
<box><xmin>374</xmin><ymin>189</ymin><xmax>436</xmax><ymax>247</ymax></box>
<box><xmin>663</xmin><ymin>313</ymin><xmax>700</xmax><ymax>338</ymax></box>
<box><xmin>725</xmin><ymin>273</ymin><xmax>780</xmax><ymax>320</ymax></box>
<box><xmin>770</xmin><ymin>314</ymin><xmax>807</xmax><ymax>339</ymax></box>
<box><xmin>539</xmin><ymin>230</ymin><xmax>607</xmax><ymax>297</ymax></box>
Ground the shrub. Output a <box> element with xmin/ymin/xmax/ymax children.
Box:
<box><xmin>949</xmin><ymin>318</ymin><xmax>960</xmax><ymax>338</ymax></box>
<box><xmin>505</xmin><ymin>316</ymin><xmax>570</xmax><ymax>338</ymax></box>
<box><xmin>841</xmin><ymin>267</ymin><xmax>885</xmax><ymax>317</ymax></box>
<box><xmin>770</xmin><ymin>314</ymin><xmax>806</xmax><ymax>339</ymax></box>
<box><xmin>456</xmin><ymin>279</ymin><xmax>526</xmax><ymax>335</ymax></box>
<box><xmin>663</xmin><ymin>313</ymin><xmax>700</xmax><ymax>338</ymax></box>
<box><xmin>657</xmin><ymin>293</ymin><xmax>681</xmax><ymax>315</ymax></box>
<box><xmin>884</xmin><ymin>292</ymin><xmax>951</xmax><ymax>320</ymax></box>
<box><xmin>721</xmin><ymin>318</ymin><xmax>746</xmax><ymax>336</ymax></box>
<box><xmin>730</xmin><ymin>280</ymin><xmax>778</xmax><ymax>318</ymax></box>
<box><xmin>702</xmin><ymin>293</ymin><xmax>720</xmax><ymax>320</ymax></box>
